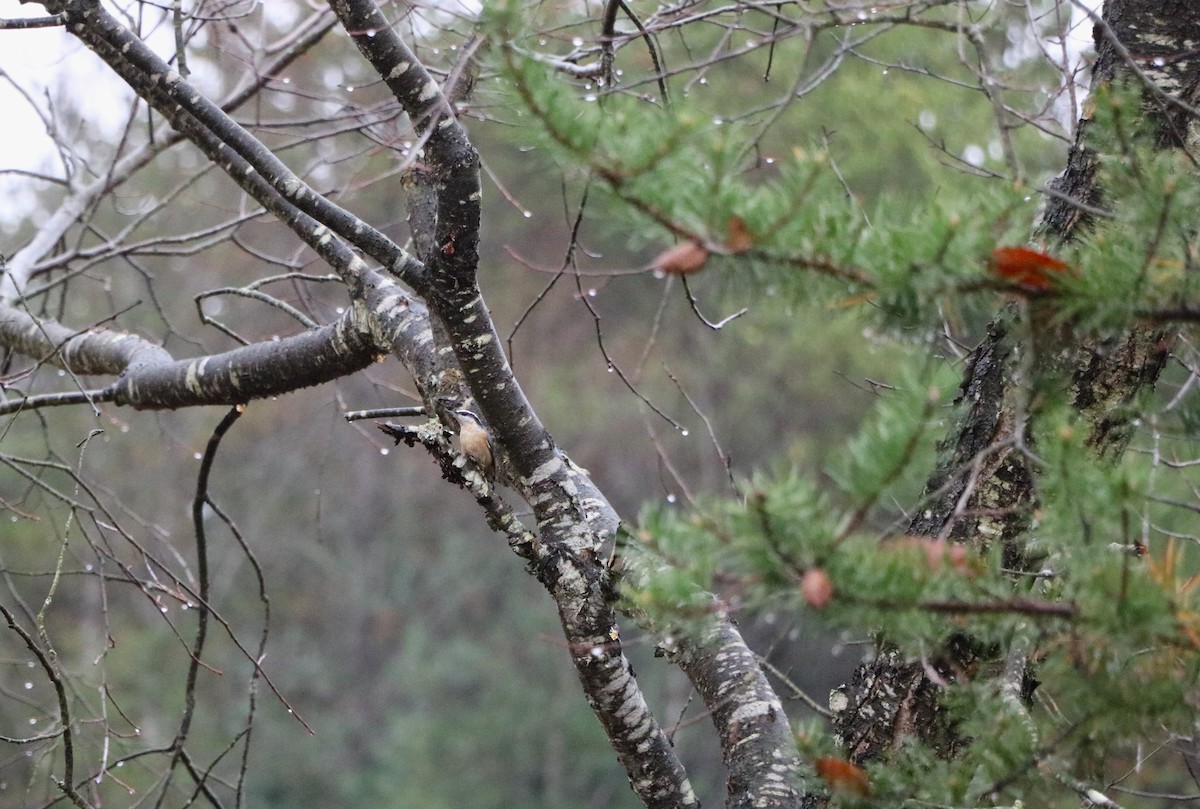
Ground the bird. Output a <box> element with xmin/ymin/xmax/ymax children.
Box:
<box><xmin>452</xmin><ymin>408</ymin><xmax>495</xmax><ymax>482</ymax></box>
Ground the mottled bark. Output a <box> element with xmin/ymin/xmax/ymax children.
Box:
<box><xmin>668</xmin><ymin>613</ymin><xmax>809</xmax><ymax>809</ymax></box>
<box><xmin>1044</xmin><ymin>0</ymin><xmax>1192</xmax><ymax>455</ymax></box>
<box><xmin>904</xmin><ymin>316</ymin><xmax>1034</xmax><ymax>555</ymax></box>
<box><xmin>0</xmin><ymin>304</ymin><xmax>172</xmax><ymax>377</ymax></box>
<box><xmin>107</xmin><ymin>314</ymin><xmax>377</xmax><ymax>409</ymax></box>
<box><xmin>0</xmin><ymin>299</ymin><xmax>401</xmax><ymax>411</ymax></box>
<box><xmin>831</xmin><ymin>648</ymin><xmax>947</xmax><ymax>765</ymax></box>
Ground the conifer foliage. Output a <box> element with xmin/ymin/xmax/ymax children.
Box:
<box><xmin>0</xmin><ymin>1</ymin><xmax>1198</xmax><ymax>808</ymax></box>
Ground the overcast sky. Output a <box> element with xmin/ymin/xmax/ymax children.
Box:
<box><xmin>1</xmin><ymin>4</ymin><xmax>140</xmax><ymax>230</ymax></box>
<box><xmin>0</xmin><ymin>0</ymin><xmax>1100</xmax><ymax>235</ymax></box>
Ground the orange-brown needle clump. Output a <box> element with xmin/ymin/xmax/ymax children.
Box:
<box><xmin>814</xmin><ymin>757</ymin><xmax>871</xmax><ymax>796</ymax></box>
<box><xmin>800</xmin><ymin>568</ymin><xmax>833</xmax><ymax>609</ymax></box>
<box><xmin>726</xmin><ymin>215</ymin><xmax>753</xmax><ymax>254</ymax></box>
<box><xmin>649</xmin><ymin>240</ymin><xmax>709</xmax><ymax>275</ymax></box>
<box><xmin>990</xmin><ymin>245</ymin><xmax>1070</xmax><ymax>290</ymax></box>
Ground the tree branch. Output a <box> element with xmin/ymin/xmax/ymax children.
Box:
<box><xmin>1</xmin><ymin>303</ymin><xmax>379</xmax><ymax>411</ymax></box>
<box><xmin>668</xmin><ymin>612</ymin><xmax>810</xmax><ymax>809</ymax></box>
<box><xmin>7</xmin><ymin>3</ymin><xmax>817</xmax><ymax>806</ymax></box>
<box><xmin>331</xmin><ymin>3</ymin><xmax>815</xmax><ymax>804</ymax></box>
<box><xmin>1</xmin><ymin>7</ymin><xmax>338</xmax><ymax>301</ymax></box>
<box><xmin>48</xmin><ymin>0</ymin><xmax>424</xmax><ymax>289</ymax></box>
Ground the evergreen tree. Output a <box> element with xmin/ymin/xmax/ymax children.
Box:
<box><xmin>0</xmin><ymin>1</ymin><xmax>1197</xmax><ymax>807</ymax></box>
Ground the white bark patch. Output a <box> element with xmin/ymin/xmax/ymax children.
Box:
<box><xmin>468</xmin><ymin>190</ymin><xmax>482</xmax><ymax>201</ymax></box>
<box><xmin>418</xmin><ymin>80</ymin><xmax>439</xmax><ymax>102</ymax></box>
<box><xmin>185</xmin><ymin>357</ymin><xmax>209</xmax><ymax>391</ymax></box>
<box><xmin>599</xmin><ymin>670</ymin><xmax>632</xmax><ymax>696</ymax></box>
<box><xmin>530</xmin><ymin>456</ymin><xmax>564</xmax><ymax>483</ymax></box>
<box><xmin>626</xmin><ymin>713</ymin><xmax>653</xmax><ymax>739</ymax></box>
<box><xmin>388</xmin><ymin>62</ymin><xmax>411</xmax><ymax>78</ymax></box>
<box><xmin>553</xmin><ymin>561</ymin><xmax>583</xmax><ymax>588</ymax></box>
<box><xmin>437</xmin><ymin>117</ymin><xmax>454</xmax><ymax>129</ymax></box>
<box><xmin>680</xmin><ymin>780</ymin><xmax>697</xmax><ymax>804</ymax></box>
<box><xmin>615</xmin><ymin>692</ymin><xmax>641</xmax><ymax>720</ymax></box>
<box><xmin>729</xmin><ymin>700</ymin><xmax>775</xmax><ymax>725</ymax></box>
<box><xmin>164</xmin><ymin>70</ymin><xmax>182</xmax><ymax>85</ymax></box>
<box><xmin>732</xmin><ymin>731</ymin><xmax>762</xmax><ymax>750</ymax></box>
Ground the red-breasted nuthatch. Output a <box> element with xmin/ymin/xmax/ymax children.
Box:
<box><xmin>452</xmin><ymin>408</ymin><xmax>494</xmax><ymax>481</ymax></box>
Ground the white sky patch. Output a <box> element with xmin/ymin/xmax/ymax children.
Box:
<box><xmin>993</xmin><ymin>1</ymin><xmax>1099</xmax><ymax>137</ymax></box>
<box><xmin>0</xmin><ymin>2</ymin><xmax>241</xmax><ymax>237</ymax></box>
<box><xmin>0</xmin><ymin>0</ymin><xmax>485</xmax><ymax>237</ymax></box>
<box><xmin>1055</xmin><ymin>0</ymin><xmax>1102</xmax><ymax>130</ymax></box>
<box><xmin>1065</xmin><ymin>0</ymin><xmax>1101</xmax><ymax>70</ymax></box>
<box><xmin>0</xmin><ymin>4</ymin><xmax>164</xmax><ymax>233</ymax></box>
